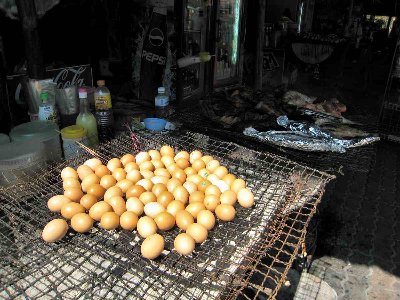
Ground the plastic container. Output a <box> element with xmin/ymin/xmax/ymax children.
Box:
<box><xmin>9</xmin><ymin>121</ymin><xmax>62</xmax><ymax>162</ymax></box>
<box><xmin>0</xmin><ymin>133</ymin><xmax>10</xmax><ymax>145</ymax></box>
<box><xmin>143</xmin><ymin>118</ymin><xmax>167</xmax><ymax>131</ymax></box>
<box><xmin>0</xmin><ymin>141</ymin><xmax>46</xmax><ymax>186</ymax></box>
<box><xmin>38</xmin><ymin>91</ymin><xmax>57</xmax><ymax>123</ymax></box>
<box><xmin>61</xmin><ymin>125</ymin><xmax>89</xmax><ymax>160</ymax></box>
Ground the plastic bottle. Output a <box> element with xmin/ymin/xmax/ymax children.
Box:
<box><xmin>94</xmin><ymin>80</ymin><xmax>114</xmax><ymax>142</ymax></box>
<box><xmin>38</xmin><ymin>92</ymin><xmax>57</xmax><ymax>123</ymax></box>
<box><xmin>76</xmin><ymin>87</ymin><xmax>99</xmax><ymax>147</ymax></box>
<box><xmin>154</xmin><ymin>87</ymin><xmax>169</xmax><ymax>119</ymax></box>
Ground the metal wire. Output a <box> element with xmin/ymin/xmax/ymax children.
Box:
<box><xmin>0</xmin><ymin>130</ymin><xmax>334</xmax><ymax>299</ymax></box>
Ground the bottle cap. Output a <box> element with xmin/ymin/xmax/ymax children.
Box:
<box><xmin>97</xmin><ymin>80</ymin><xmax>105</xmax><ymax>87</ymax></box>
<box><xmin>79</xmin><ymin>87</ymin><xmax>87</xmax><ymax>98</ymax></box>
<box><xmin>158</xmin><ymin>87</ymin><xmax>165</xmax><ymax>94</ymax></box>
<box><xmin>40</xmin><ymin>92</ymin><xmax>48</xmax><ymax>103</ymax></box>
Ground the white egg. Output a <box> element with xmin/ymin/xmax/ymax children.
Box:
<box><xmin>144</xmin><ymin>202</ymin><xmax>166</xmax><ymax>218</ymax></box>
<box><xmin>215</xmin><ymin>180</ymin><xmax>229</xmax><ymax>193</ymax></box>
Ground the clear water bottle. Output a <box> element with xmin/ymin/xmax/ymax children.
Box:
<box><xmin>94</xmin><ymin>80</ymin><xmax>114</xmax><ymax>142</ymax></box>
<box><xmin>155</xmin><ymin>87</ymin><xmax>169</xmax><ymax>119</ymax></box>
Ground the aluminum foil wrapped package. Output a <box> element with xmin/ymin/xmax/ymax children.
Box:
<box><xmin>244</xmin><ymin>116</ymin><xmax>380</xmax><ymax>153</ymax></box>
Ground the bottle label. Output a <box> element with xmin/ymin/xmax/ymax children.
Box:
<box><xmin>95</xmin><ymin>94</ymin><xmax>112</xmax><ymax>110</ymax></box>
<box><xmin>38</xmin><ymin>105</ymin><xmax>57</xmax><ymax>122</ymax></box>
<box><xmin>155</xmin><ymin>96</ymin><xmax>169</xmax><ymax>107</ymax></box>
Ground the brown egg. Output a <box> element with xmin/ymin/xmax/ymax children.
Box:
<box><xmin>214</xmin><ymin>166</ymin><xmax>229</xmax><ymax>179</ymax></box>
<box><xmin>174</xmin><ymin>233</ymin><xmax>195</xmax><ymax>255</ymax></box>
<box><xmin>104</xmin><ymin>186</ymin><xmax>123</xmax><ymax>202</ymax></box>
<box><xmin>136</xmin><ymin>179</ymin><xmax>153</xmax><ymax>191</ymax></box>
<box><xmin>107</xmin><ymin>158</ymin><xmax>122</xmax><ymax>172</ymax></box>
<box><xmin>140</xmin><ymin>170</ymin><xmax>154</xmax><ymax>179</ymax></box>
<box><xmin>135</xmin><ymin>151</ymin><xmax>151</xmax><ymax>165</ymax></box>
<box><xmin>160</xmin><ymin>155</ymin><xmax>174</xmax><ymax>167</ymax></box>
<box><xmin>206</xmin><ymin>160</ymin><xmax>220</xmax><ymax>173</ymax></box>
<box><xmin>64</xmin><ymin>188</ymin><xmax>84</xmax><ymax>202</ymax></box>
<box><xmin>151</xmin><ymin>159</ymin><xmax>164</xmax><ymax>169</ymax></box>
<box><xmin>89</xmin><ymin>201</ymin><xmax>113</xmax><ymax>221</ymax></box>
<box><xmin>80</xmin><ymin>194</ymin><xmax>98</xmax><ymax>210</ymax></box>
<box><xmin>125</xmin><ymin>161</ymin><xmax>139</xmax><ymax>173</ymax></box>
<box><xmin>154</xmin><ymin>168</ymin><xmax>171</xmax><ymax>179</ymax></box>
<box><xmin>167</xmin><ymin>178</ymin><xmax>182</xmax><ymax>192</ymax></box>
<box><xmin>112</xmin><ymin>168</ymin><xmax>127</xmax><ymax>182</ymax></box>
<box><xmin>189</xmin><ymin>191</ymin><xmax>205</xmax><ymax>203</ymax></box>
<box><xmin>201</xmin><ymin>155</ymin><xmax>213</xmax><ymax>164</ymax></box>
<box><xmin>81</xmin><ymin>174</ymin><xmax>100</xmax><ymax>192</ymax></box>
<box><xmin>154</xmin><ymin>212</ymin><xmax>175</xmax><ymax>231</ymax></box>
<box><xmin>144</xmin><ymin>202</ymin><xmax>166</xmax><ymax>218</ymax></box>
<box><xmin>172</xmin><ymin>169</ymin><xmax>187</xmax><ymax>183</ymax></box>
<box><xmin>139</xmin><ymin>191</ymin><xmax>157</xmax><ymax>205</ymax></box>
<box><xmin>152</xmin><ymin>183</ymin><xmax>168</xmax><ymax>197</ymax></box>
<box><xmin>120</xmin><ymin>153</ymin><xmax>135</xmax><ymax>166</ymax></box>
<box><xmin>148</xmin><ymin>149</ymin><xmax>162</xmax><ymax>160</ymax></box>
<box><xmin>139</xmin><ymin>161</ymin><xmax>154</xmax><ymax>172</ymax></box>
<box><xmin>48</xmin><ymin>195</ymin><xmax>71</xmax><ymax>212</ymax></box>
<box><xmin>100</xmin><ymin>212</ymin><xmax>120</xmax><ymax>230</ymax></box>
<box><xmin>61</xmin><ymin>202</ymin><xmax>85</xmax><ymax>219</ymax></box>
<box><xmin>204</xmin><ymin>184</ymin><xmax>221</xmax><ymax>197</ymax></box>
<box><xmin>186</xmin><ymin>174</ymin><xmax>203</xmax><ymax>185</ymax></box>
<box><xmin>173</xmin><ymin>186</ymin><xmax>189</xmax><ymax>204</ymax></box>
<box><xmin>126</xmin><ymin>197</ymin><xmax>144</xmax><ymax>216</ymax></box>
<box><xmin>175</xmin><ymin>210</ymin><xmax>194</xmax><ymax>230</ymax></box>
<box><xmin>120</xmin><ymin>211</ymin><xmax>138</xmax><ymax>230</ymax></box>
<box><xmin>231</xmin><ymin>178</ymin><xmax>246</xmax><ymax>194</ymax></box>
<box><xmin>183</xmin><ymin>181</ymin><xmax>197</xmax><ymax>194</ymax></box>
<box><xmin>175</xmin><ymin>158</ymin><xmax>190</xmax><ymax>169</ymax></box>
<box><xmin>141</xmin><ymin>233</ymin><xmax>164</xmax><ymax>259</ymax></box>
<box><xmin>77</xmin><ymin>165</ymin><xmax>94</xmax><ymax>180</ymax></box>
<box><xmin>215</xmin><ymin>204</ymin><xmax>236</xmax><ymax>221</ymax></box>
<box><xmin>166</xmin><ymin>200</ymin><xmax>185</xmax><ymax>217</ymax></box>
<box><xmin>160</xmin><ymin>145</ymin><xmax>175</xmax><ymax>157</ymax></box>
<box><xmin>197</xmin><ymin>210</ymin><xmax>216</xmax><ymax>230</ymax></box>
<box><xmin>116</xmin><ymin>179</ymin><xmax>134</xmax><ymax>193</ymax></box>
<box><xmin>237</xmin><ymin>188</ymin><xmax>255</xmax><ymax>208</ymax></box>
<box><xmin>192</xmin><ymin>159</ymin><xmax>206</xmax><ymax>172</ymax></box>
<box><xmin>222</xmin><ymin>174</ymin><xmax>236</xmax><ymax>186</ymax></box>
<box><xmin>87</xmin><ymin>184</ymin><xmax>106</xmax><ymax>199</ymax></box>
<box><xmin>198</xmin><ymin>168</ymin><xmax>210</xmax><ymax>179</ymax></box>
<box><xmin>157</xmin><ymin>191</ymin><xmax>174</xmax><ymax>208</ymax></box>
<box><xmin>166</xmin><ymin>163</ymin><xmax>179</xmax><ymax>174</ymax></box>
<box><xmin>197</xmin><ymin>180</ymin><xmax>211</xmax><ymax>193</ymax></box>
<box><xmin>95</xmin><ymin>165</ymin><xmax>111</xmax><ymax>178</ymax></box>
<box><xmin>42</xmin><ymin>219</ymin><xmax>68</xmax><ymax>242</ymax></box>
<box><xmin>204</xmin><ymin>195</ymin><xmax>220</xmax><ymax>211</ymax></box>
<box><xmin>126</xmin><ymin>170</ymin><xmax>142</xmax><ymax>183</ymax></box>
<box><xmin>100</xmin><ymin>174</ymin><xmax>116</xmax><ymax>189</ymax></box>
<box><xmin>151</xmin><ymin>176</ymin><xmax>169</xmax><ymax>185</ymax></box>
<box><xmin>84</xmin><ymin>158</ymin><xmax>102</xmax><ymax>171</ymax></box>
<box><xmin>107</xmin><ymin>195</ymin><xmax>127</xmax><ymax>216</ymax></box>
<box><xmin>185</xmin><ymin>202</ymin><xmax>206</xmax><ymax>219</ymax></box>
<box><xmin>184</xmin><ymin>167</ymin><xmax>197</xmax><ymax>176</ymax></box>
<box><xmin>186</xmin><ymin>223</ymin><xmax>208</xmax><ymax>243</ymax></box>
<box><xmin>61</xmin><ymin>167</ymin><xmax>78</xmax><ymax>180</ymax></box>
<box><xmin>189</xmin><ymin>150</ymin><xmax>203</xmax><ymax>164</ymax></box>
<box><xmin>137</xmin><ymin>216</ymin><xmax>157</xmax><ymax>238</ymax></box>
<box><xmin>126</xmin><ymin>185</ymin><xmax>146</xmax><ymax>198</ymax></box>
<box><xmin>174</xmin><ymin>150</ymin><xmax>190</xmax><ymax>161</ymax></box>
<box><xmin>220</xmin><ymin>190</ymin><xmax>237</xmax><ymax>205</ymax></box>
<box><xmin>71</xmin><ymin>213</ymin><xmax>94</xmax><ymax>233</ymax></box>
<box><xmin>63</xmin><ymin>178</ymin><xmax>81</xmax><ymax>190</ymax></box>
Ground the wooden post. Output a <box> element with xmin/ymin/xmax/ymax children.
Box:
<box><xmin>254</xmin><ymin>0</ymin><xmax>266</xmax><ymax>91</ymax></box>
<box><xmin>15</xmin><ymin>0</ymin><xmax>45</xmax><ymax>79</ymax></box>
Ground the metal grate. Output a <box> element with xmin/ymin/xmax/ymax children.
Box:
<box><xmin>0</xmin><ymin>130</ymin><xmax>334</xmax><ymax>299</ymax></box>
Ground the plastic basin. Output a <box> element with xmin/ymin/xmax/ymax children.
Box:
<box><xmin>143</xmin><ymin>118</ymin><xmax>167</xmax><ymax>131</ymax></box>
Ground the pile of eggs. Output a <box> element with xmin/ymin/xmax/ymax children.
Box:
<box><xmin>42</xmin><ymin>145</ymin><xmax>254</xmax><ymax>259</ymax></box>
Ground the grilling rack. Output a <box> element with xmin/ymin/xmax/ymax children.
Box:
<box><xmin>0</xmin><ymin>130</ymin><xmax>334</xmax><ymax>299</ymax></box>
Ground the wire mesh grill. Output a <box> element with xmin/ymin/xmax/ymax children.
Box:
<box><xmin>0</xmin><ymin>130</ymin><xmax>334</xmax><ymax>299</ymax></box>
